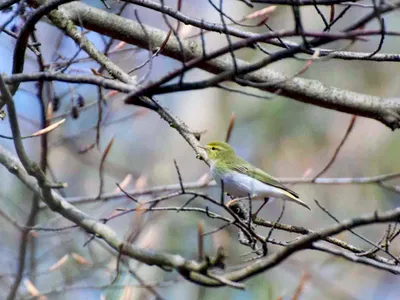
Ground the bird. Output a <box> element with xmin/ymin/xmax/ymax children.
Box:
<box><xmin>199</xmin><ymin>141</ymin><xmax>310</xmax><ymax>210</ymax></box>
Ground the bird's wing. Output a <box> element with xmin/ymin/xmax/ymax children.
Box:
<box><xmin>231</xmin><ymin>159</ymin><xmax>299</xmax><ymax>198</ymax></box>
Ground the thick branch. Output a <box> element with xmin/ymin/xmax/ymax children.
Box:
<box><xmin>186</xmin><ymin>208</ymin><xmax>400</xmax><ymax>286</ymax></box>
<box><xmin>126</xmin><ymin>0</ymin><xmax>400</xmax><ymax>62</ymax></box>
<box><xmin>253</xmin><ymin>217</ymin><xmax>393</xmax><ymax>266</ymax></box>
<box><xmin>61</xmin><ymin>2</ymin><xmax>400</xmax><ymax>129</ymax></box>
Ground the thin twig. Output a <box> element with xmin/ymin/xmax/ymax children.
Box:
<box><xmin>198</xmin><ymin>221</ymin><xmax>204</xmax><ymax>261</ymax></box>
<box><xmin>97</xmin><ymin>136</ymin><xmax>115</xmax><ymax>199</ymax></box>
<box><xmin>315</xmin><ymin>199</ymin><xmax>400</xmax><ymax>263</ymax></box>
<box><xmin>225</xmin><ymin>113</ymin><xmax>235</xmax><ymax>143</ymax></box>
<box><xmin>312</xmin><ymin>115</ymin><xmax>357</xmax><ymax>181</ymax></box>
<box><xmin>174</xmin><ymin>159</ymin><xmax>185</xmax><ymax>193</ymax></box>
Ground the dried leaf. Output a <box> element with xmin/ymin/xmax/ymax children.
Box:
<box><xmin>105</xmin><ymin>90</ymin><xmax>119</xmax><ymax>100</ymax></box>
<box><xmin>46</xmin><ymin>101</ymin><xmax>53</xmax><ymax>121</ymax></box>
<box><xmin>113</xmin><ymin>174</ymin><xmax>133</xmax><ymax>192</ymax></box>
<box><xmin>329</xmin><ymin>5</ymin><xmax>335</xmax><ymax>24</ymax></box>
<box><xmin>302</xmin><ymin>168</ymin><xmax>313</xmax><ymax>179</ymax></box>
<box><xmin>24</xmin><ymin>279</ymin><xmax>46</xmax><ymax>299</ymax></box>
<box><xmin>112</xmin><ymin>41</ymin><xmax>126</xmax><ymax>51</ymax></box>
<box><xmin>91</xmin><ymin>68</ymin><xmax>106</xmax><ymax>77</ymax></box>
<box><xmin>97</xmin><ymin>136</ymin><xmax>115</xmax><ymax>198</ymax></box>
<box><xmin>178</xmin><ymin>24</ymin><xmax>194</xmax><ymax>38</ymax></box>
<box><xmin>244</xmin><ymin>6</ymin><xmax>276</xmax><ymax>20</ymax></box>
<box><xmin>71</xmin><ymin>252</ymin><xmax>92</xmax><ymax>265</ymax></box>
<box><xmin>121</xmin><ymin>285</ymin><xmax>134</xmax><ymax>300</ymax></box>
<box><xmin>295</xmin><ymin>50</ymin><xmax>320</xmax><ymax>77</ymax></box>
<box><xmin>135</xmin><ymin>174</ymin><xmax>147</xmax><ymax>191</ymax></box>
<box><xmin>292</xmin><ymin>272</ymin><xmax>311</xmax><ymax>300</ymax></box>
<box><xmin>31</xmin><ymin>119</ymin><xmax>65</xmax><ymax>137</ymax></box>
<box><xmin>48</xmin><ymin>254</ymin><xmax>69</xmax><ymax>271</ymax></box>
<box><xmin>197</xmin><ymin>172</ymin><xmax>211</xmax><ymax>186</ymax></box>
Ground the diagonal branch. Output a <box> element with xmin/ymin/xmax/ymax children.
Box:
<box><xmin>312</xmin><ymin>115</ymin><xmax>357</xmax><ymax>181</ymax></box>
<box><xmin>125</xmin><ymin>0</ymin><xmax>400</xmax><ymax>62</ymax></box>
<box><xmin>36</xmin><ymin>0</ymin><xmax>208</xmax><ymax>161</ymax></box>
<box><xmin>60</xmin><ymin>2</ymin><xmax>400</xmax><ymax>129</ymax></box>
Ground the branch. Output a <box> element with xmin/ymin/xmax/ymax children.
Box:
<box><xmin>37</xmin><ymin>0</ymin><xmax>208</xmax><ymax>161</ymax></box>
<box><xmin>127</xmin><ymin>0</ymin><xmax>400</xmax><ymax>62</ymax></box>
<box><xmin>312</xmin><ymin>115</ymin><xmax>357</xmax><ymax>180</ymax></box>
<box><xmin>4</xmin><ymin>72</ymin><xmax>135</xmax><ymax>92</ymax></box>
<box><xmin>253</xmin><ymin>217</ymin><xmax>394</xmax><ymax>266</ymax></box>
<box><xmin>0</xmin><ymin>143</ymin><xmax>214</xmax><ymax>278</ymax></box>
<box><xmin>1</xmin><ymin>111</ymin><xmax>399</xmax><ymax>286</ymax></box>
<box><xmin>0</xmin><ymin>74</ymin><xmax>215</xmax><ymax>285</ymax></box>
<box><xmin>249</xmin><ymin>0</ymin><xmax>363</xmax><ymax>4</ymax></box>
<box><xmin>3</xmin><ymin>0</ymin><xmax>400</xmax><ymax>289</ymax></box>
<box><xmin>61</xmin><ymin>2</ymin><xmax>400</xmax><ymax>129</ymax></box>
<box><xmin>8</xmin><ymin>0</ymin><xmax>78</xmax><ymax>98</ymax></box>
<box><xmin>51</xmin><ymin>171</ymin><xmax>400</xmax><ymax>207</ymax></box>
<box><xmin>186</xmin><ymin>208</ymin><xmax>400</xmax><ymax>286</ymax></box>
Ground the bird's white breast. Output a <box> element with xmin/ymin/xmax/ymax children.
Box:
<box><xmin>211</xmin><ymin>163</ymin><xmax>285</xmax><ymax>199</ymax></box>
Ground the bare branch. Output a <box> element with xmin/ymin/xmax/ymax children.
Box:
<box><xmin>61</xmin><ymin>2</ymin><xmax>400</xmax><ymax>129</ymax></box>
<box><xmin>97</xmin><ymin>136</ymin><xmax>115</xmax><ymax>199</ymax></box>
<box><xmin>312</xmin><ymin>115</ymin><xmax>357</xmax><ymax>181</ymax></box>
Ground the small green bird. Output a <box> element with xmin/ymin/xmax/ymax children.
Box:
<box><xmin>199</xmin><ymin>141</ymin><xmax>310</xmax><ymax>210</ymax></box>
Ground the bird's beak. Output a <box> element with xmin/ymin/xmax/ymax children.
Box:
<box><xmin>198</xmin><ymin>145</ymin><xmax>207</xmax><ymax>150</ymax></box>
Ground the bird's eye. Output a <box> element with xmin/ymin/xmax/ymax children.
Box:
<box><xmin>211</xmin><ymin>147</ymin><xmax>216</xmax><ymax>150</ymax></box>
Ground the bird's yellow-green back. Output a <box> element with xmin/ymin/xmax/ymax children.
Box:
<box><xmin>203</xmin><ymin>141</ymin><xmax>299</xmax><ymax>198</ymax></box>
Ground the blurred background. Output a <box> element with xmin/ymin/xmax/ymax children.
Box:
<box><xmin>1</xmin><ymin>1</ymin><xmax>400</xmax><ymax>299</ymax></box>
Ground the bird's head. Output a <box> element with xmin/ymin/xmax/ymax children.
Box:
<box><xmin>199</xmin><ymin>141</ymin><xmax>235</xmax><ymax>161</ymax></box>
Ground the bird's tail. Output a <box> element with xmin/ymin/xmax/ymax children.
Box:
<box><xmin>281</xmin><ymin>191</ymin><xmax>311</xmax><ymax>210</ymax></box>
